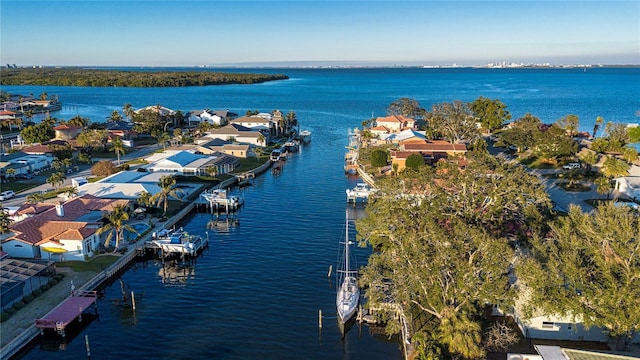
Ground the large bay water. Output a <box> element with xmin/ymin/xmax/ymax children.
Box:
<box><xmin>5</xmin><ymin>67</ymin><xmax>639</xmax><ymax>359</ymax></box>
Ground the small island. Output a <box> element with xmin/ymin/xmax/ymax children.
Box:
<box><xmin>0</xmin><ymin>67</ymin><xmax>289</xmax><ymax>87</ymax></box>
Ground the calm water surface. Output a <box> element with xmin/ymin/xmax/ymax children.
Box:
<box><xmin>7</xmin><ymin>67</ymin><xmax>639</xmax><ymax>359</ymax></box>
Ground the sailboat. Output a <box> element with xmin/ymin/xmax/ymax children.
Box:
<box><xmin>336</xmin><ymin>210</ymin><xmax>360</xmax><ymax>324</ymax></box>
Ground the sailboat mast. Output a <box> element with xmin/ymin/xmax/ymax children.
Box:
<box><xmin>345</xmin><ymin>211</ymin><xmax>349</xmax><ymax>275</ymax></box>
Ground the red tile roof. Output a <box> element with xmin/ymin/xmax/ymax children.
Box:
<box><xmin>7</xmin><ymin>195</ymin><xmax>129</xmax><ymax>246</ymax></box>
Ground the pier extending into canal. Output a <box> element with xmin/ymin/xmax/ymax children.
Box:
<box><xmin>34</xmin><ymin>290</ymin><xmax>98</xmax><ymax>337</ymax></box>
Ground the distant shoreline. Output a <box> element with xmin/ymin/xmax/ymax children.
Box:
<box><xmin>0</xmin><ymin>68</ymin><xmax>289</xmax><ymax>87</ymax></box>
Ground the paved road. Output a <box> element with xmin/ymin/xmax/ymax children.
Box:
<box><xmin>485</xmin><ymin>137</ymin><xmax>599</xmax><ymax>213</ymax></box>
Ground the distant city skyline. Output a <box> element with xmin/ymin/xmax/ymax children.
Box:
<box><xmin>1</xmin><ymin>1</ymin><xmax>639</xmax><ymax>67</ymax></box>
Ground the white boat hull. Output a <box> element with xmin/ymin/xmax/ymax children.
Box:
<box><xmin>336</xmin><ymin>276</ymin><xmax>359</xmax><ymax>323</ymax></box>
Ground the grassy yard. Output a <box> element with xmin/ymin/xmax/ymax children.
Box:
<box><xmin>57</xmin><ymin>255</ymin><xmax>119</xmax><ymax>272</ymax></box>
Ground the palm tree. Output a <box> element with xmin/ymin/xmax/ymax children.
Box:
<box><xmin>5</xmin><ymin>168</ymin><xmax>16</xmax><ymax>179</ymax></box>
<box><xmin>206</xmin><ymin>165</ymin><xmax>218</xmax><ymax>178</ymax></box>
<box><xmin>578</xmin><ymin>151</ymin><xmax>598</xmax><ymax>175</ymax></box>
<box><xmin>63</xmin><ymin>187</ymin><xmax>78</xmax><ymax>200</ymax></box>
<box><xmin>593</xmin><ymin>116</ymin><xmax>604</xmax><ymax>138</ymax></box>
<box><xmin>595</xmin><ymin>176</ymin><xmax>612</xmax><ymax>200</ymax></box>
<box><xmin>601</xmin><ymin>156</ymin><xmax>630</xmax><ymax>180</ymax></box>
<box><xmin>46</xmin><ymin>172</ymin><xmax>66</xmax><ymax>191</ymax></box>
<box><xmin>0</xmin><ymin>208</ymin><xmax>13</xmax><ymax>234</ymax></box>
<box><xmin>123</xmin><ymin>103</ymin><xmax>134</xmax><ymax>121</ymax></box>
<box><xmin>111</xmin><ymin>137</ymin><xmax>125</xmax><ymax>165</ymax></box>
<box><xmin>26</xmin><ymin>192</ymin><xmax>45</xmax><ymax>204</ymax></box>
<box><xmin>137</xmin><ymin>191</ymin><xmax>152</xmax><ymax>208</ymax></box>
<box><xmin>257</xmin><ymin>132</ymin><xmax>266</xmax><ymax>146</ymax></box>
<box><xmin>622</xmin><ymin>146</ymin><xmax>638</xmax><ymax>164</ymax></box>
<box><xmin>97</xmin><ymin>204</ymin><xmax>136</xmax><ymax>251</ymax></box>
<box><xmin>151</xmin><ymin>175</ymin><xmax>185</xmax><ymax>216</ymax></box>
<box><xmin>107</xmin><ymin>110</ymin><xmax>123</xmax><ymax>123</ymax></box>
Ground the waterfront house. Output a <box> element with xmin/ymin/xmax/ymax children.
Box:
<box><xmin>368</xmin><ymin>125</ymin><xmax>391</xmax><ymax>141</ymax></box>
<box><xmin>53</xmin><ymin>124</ymin><xmax>83</xmax><ymax>140</ymax></box>
<box><xmin>0</xmin><ymin>110</ymin><xmax>17</xmax><ymax>121</ymax></box>
<box><xmin>0</xmin><ymin>151</ymin><xmax>53</xmax><ymax>178</ymax></box>
<box><xmin>144</xmin><ymin>149</ymin><xmax>240</xmax><ymax>175</ymax></box>
<box><xmin>199</xmin><ymin>124</ymin><xmax>266</xmax><ymax>147</ymax></box>
<box><xmin>176</xmin><ymin>140</ymin><xmax>253</xmax><ymax>159</ymax></box>
<box><xmin>187</xmin><ymin>109</ymin><xmax>233</xmax><ymax>127</ymax></box>
<box><xmin>135</xmin><ymin>105</ymin><xmax>176</xmax><ymax>117</ymax></box>
<box><xmin>76</xmin><ymin>171</ymin><xmax>191</xmax><ymax>200</ymax></box>
<box><xmin>230</xmin><ymin>115</ymin><xmax>273</xmax><ymax>133</ymax></box>
<box><xmin>1</xmin><ymin>195</ymin><xmax>130</xmax><ymax>261</ymax></box>
<box><xmin>374</xmin><ymin>115</ymin><xmax>416</xmax><ymax>133</ymax></box>
<box><xmin>390</xmin><ymin>140</ymin><xmax>467</xmax><ymax>171</ymax></box>
<box><xmin>106</xmin><ymin>121</ymin><xmax>136</xmax><ymax>147</ymax></box>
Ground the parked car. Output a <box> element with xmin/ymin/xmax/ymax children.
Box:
<box><xmin>562</xmin><ymin>162</ymin><xmax>580</xmax><ymax>170</ymax></box>
<box><xmin>16</xmin><ymin>173</ymin><xmax>34</xmax><ymax>179</ymax></box>
<box><xmin>0</xmin><ymin>190</ymin><xmax>16</xmax><ymax>201</ymax></box>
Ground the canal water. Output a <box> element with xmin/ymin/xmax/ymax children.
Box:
<box><xmin>6</xmin><ymin>67</ymin><xmax>639</xmax><ymax>359</ymax></box>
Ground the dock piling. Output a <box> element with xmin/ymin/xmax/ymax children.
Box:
<box><xmin>327</xmin><ymin>265</ymin><xmax>332</xmax><ymax>277</ymax></box>
<box><xmin>131</xmin><ymin>291</ymin><xmax>136</xmax><ymax>314</ymax></box>
<box><xmin>85</xmin><ymin>334</ymin><xmax>91</xmax><ymax>359</ymax></box>
<box><xmin>318</xmin><ymin>309</ymin><xmax>322</xmax><ymax>329</ymax></box>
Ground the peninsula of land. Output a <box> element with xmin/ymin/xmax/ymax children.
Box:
<box><xmin>0</xmin><ymin>68</ymin><xmax>289</xmax><ymax>87</ymax></box>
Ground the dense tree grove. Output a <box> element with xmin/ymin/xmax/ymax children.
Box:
<box><xmin>519</xmin><ymin>203</ymin><xmax>640</xmax><ymax>351</ymax></box>
<box><xmin>357</xmin><ymin>153</ymin><xmax>552</xmax><ymax>358</ymax></box>
<box><xmin>0</xmin><ymin>68</ymin><xmax>289</xmax><ymax>87</ymax></box>
<box><xmin>357</xmin><ymin>97</ymin><xmax>639</xmax><ymax>359</ymax></box>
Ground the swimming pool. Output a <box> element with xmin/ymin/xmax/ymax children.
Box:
<box><xmin>119</xmin><ymin>223</ymin><xmax>151</xmax><ymax>243</ymax></box>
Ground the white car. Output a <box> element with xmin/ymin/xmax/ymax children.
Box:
<box><xmin>562</xmin><ymin>162</ymin><xmax>580</xmax><ymax>170</ymax></box>
<box><xmin>0</xmin><ymin>190</ymin><xmax>15</xmax><ymax>201</ymax></box>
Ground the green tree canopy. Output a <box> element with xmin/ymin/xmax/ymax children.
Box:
<box><xmin>519</xmin><ymin>203</ymin><xmax>640</xmax><ymax>350</ymax></box>
<box><xmin>20</xmin><ymin>123</ymin><xmax>55</xmax><ymax>144</ymax></box>
<box><xmin>370</xmin><ymin>148</ymin><xmax>388</xmax><ymax>170</ymax></box>
<box><xmin>425</xmin><ymin>100</ymin><xmax>479</xmax><ymax>144</ymax></box>
<box><xmin>404</xmin><ymin>153</ymin><xmax>425</xmax><ymax>170</ymax></box>
<box><xmin>469</xmin><ymin>96</ymin><xmax>511</xmax><ymax>132</ymax></box>
<box><xmin>357</xmin><ymin>155</ymin><xmax>551</xmax><ymax>358</ymax></box>
<box><xmin>386</xmin><ymin>97</ymin><xmax>426</xmax><ymax>119</ymax></box>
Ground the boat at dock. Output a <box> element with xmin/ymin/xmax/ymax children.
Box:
<box><xmin>200</xmin><ymin>188</ymin><xmax>243</xmax><ymax>212</ymax></box>
<box><xmin>147</xmin><ymin>228</ymin><xmax>206</xmax><ymax>257</ymax></box>
<box><xmin>346</xmin><ymin>183</ymin><xmax>374</xmax><ymax>203</ymax></box>
<box><xmin>270</xmin><ymin>148</ymin><xmax>283</xmax><ymax>162</ymax></box>
<box><xmin>336</xmin><ymin>210</ymin><xmax>360</xmax><ymax>324</ymax></box>
<box><xmin>299</xmin><ymin>130</ymin><xmax>311</xmax><ymax>143</ymax></box>
<box><xmin>284</xmin><ymin>139</ymin><xmax>300</xmax><ymax>153</ymax></box>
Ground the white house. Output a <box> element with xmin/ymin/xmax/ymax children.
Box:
<box><xmin>144</xmin><ymin>149</ymin><xmax>240</xmax><ymax>175</ymax></box>
<box><xmin>188</xmin><ymin>109</ymin><xmax>227</xmax><ymax>126</ymax></box>
<box><xmin>230</xmin><ymin>115</ymin><xmax>273</xmax><ymax>132</ymax></box>
<box><xmin>135</xmin><ymin>105</ymin><xmax>176</xmax><ymax>117</ymax></box>
<box><xmin>1</xmin><ymin>195</ymin><xmax>130</xmax><ymax>261</ymax></box>
<box><xmin>200</xmin><ymin>124</ymin><xmax>265</xmax><ymax>147</ymax></box>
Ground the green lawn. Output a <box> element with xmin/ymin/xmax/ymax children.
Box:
<box><xmin>57</xmin><ymin>255</ymin><xmax>119</xmax><ymax>272</ymax></box>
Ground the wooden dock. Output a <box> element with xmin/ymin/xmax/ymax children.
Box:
<box><xmin>34</xmin><ymin>290</ymin><xmax>98</xmax><ymax>337</ymax></box>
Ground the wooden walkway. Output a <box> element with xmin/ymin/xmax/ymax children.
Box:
<box><xmin>34</xmin><ymin>290</ymin><xmax>97</xmax><ymax>336</ymax></box>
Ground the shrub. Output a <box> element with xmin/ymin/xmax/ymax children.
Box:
<box><xmin>33</xmin><ymin>289</ymin><xmax>43</xmax><ymax>296</ymax></box>
<box><xmin>54</xmin><ymin>273</ymin><xmax>65</xmax><ymax>281</ymax></box>
<box><xmin>5</xmin><ymin>308</ymin><xmax>16</xmax><ymax>317</ymax></box>
<box><xmin>41</xmin><ymin>284</ymin><xmax>51</xmax><ymax>291</ymax></box>
<box><xmin>49</xmin><ymin>278</ymin><xmax>59</xmax><ymax>286</ymax></box>
<box><xmin>1</xmin><ymin>312</ymin><xmax>10</xmax><ymax>322</ymax></box>
<box><xmin>23</xmin><ymin>294</ymin><xmax>35</xmax><ymax>303</ymax></box>
<box><xmin>12</xmin><ymin>301</ymin><xmax>26</xmax><ymax>311</ymax></box>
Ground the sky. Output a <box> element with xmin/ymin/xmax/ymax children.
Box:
<box><xmin>1</xmin><ymin>1</ymin><xmax>639</xmax><ymax>67</ymax></box>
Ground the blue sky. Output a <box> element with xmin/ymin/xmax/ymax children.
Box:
<box><xmin>1</xmin><ymin>1</ymin><xmax>638</xmax><ymax>66</ymax></box>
